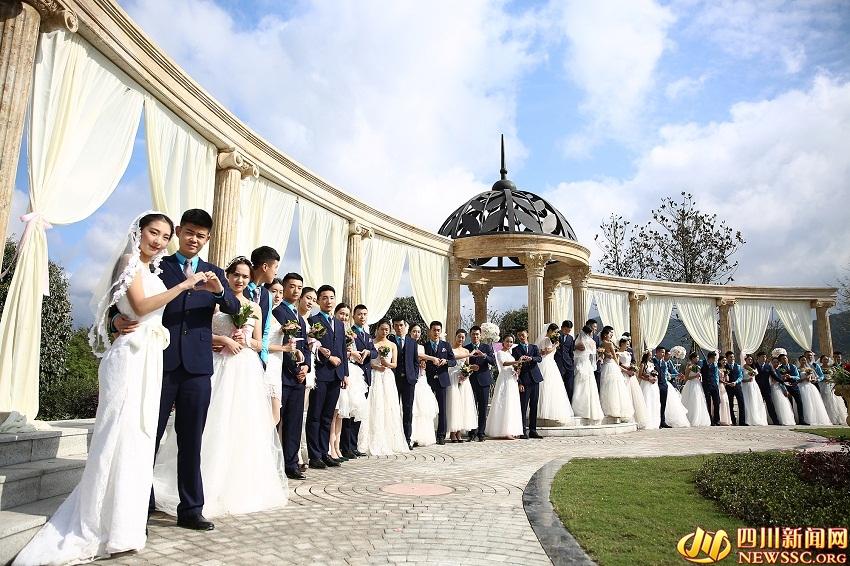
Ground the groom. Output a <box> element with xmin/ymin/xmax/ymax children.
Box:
<box><xmin>465</xmin><ymin>325</ymin><xmax>496</xmax><ymax>442</ymax></box>
<box><xmin>424</xmin><ymin>321</ymin><xmax>455</xmax><ymax>445</ymax></box>
<box><xmin>117</xmin><ymin>209</ymin><xmax>239</xmax><ymax>531</ymax></box>
<box><xmin>512</xmin><ymin>329</ymin><xmax>543</xmax><ymax>439</ymax></box>
<box><xmin>391</xmin><ymin>317</ymin><xmax>419</xmax><ymax>449</ymax></box>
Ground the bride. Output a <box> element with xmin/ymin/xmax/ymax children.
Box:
<box><xmin>13</xmin><ymin>212</ymin><xmax>208</xmax><ymax>565</ymax></box>
<box><xmin>484</xmin><ymin>335</ymin><xmax>524</xmax><ymax>439</ymax></box>
<box><xmin>598</xmin><ymin>327</ymin><xmax>634</xmax><ymax>422</ymax></box>
<box><xmin>536</xmin><ymin>323</ymin><xmax>574</xmax><ymax>424</ymax></box>
<box><xmin>153</xmin><ymin>256</ymin><xmax>287</xmax><ymax>518</ymax></box>
<box><xmin>571</xmin><ymin>326</ymin><xmax>604</xmax><ymax>424</ymax></box>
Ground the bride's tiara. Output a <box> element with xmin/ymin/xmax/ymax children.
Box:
<box><xmin>225</xmin><ymin>255</ymin><xmax>253</xmax><ymax>271</ymax></box>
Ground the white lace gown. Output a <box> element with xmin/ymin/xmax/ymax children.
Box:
<box><xmin>770</xmin><ymin>379</ymin><xmax>797</xmax><ymax>425</ymax></box>
<box><xmin>337</xmin><ymin>362</ymin><xmax>369</xmax><ymax>421</ymax></box>
<box><xmin>14</xmin><ymin>269</ymin><xmax>168</xmax><ymax>566</ymax></box>
<box><xmin>820</xmin><ymin>380</ymin><xmax>849</xmax><ymax>425</ymax></box>
<box><xmin>681</xmin><ymin>371</ymin><xmax>712</xmax><ymax>427</ymax></box>
<box><xmin>571</xmin><ymin>339</ymin><xmax>604</xmax><ymax>424</ymax></box>
<box><xmin>664</xmin><ymin>385</ymin><xmax>691</xmax><ymax>428</ymax></box>
<box><xmin>797</xmin><ymin>379</ymin><xmax>832</xmax><ymax>425</ymax></box>
<box><xmin>600</xmin><ymin>357</ymin><xmax>633</xmax><ymax>420</ymax></box>
<box><xmin>484</xmin><ymin>350</ymin><xmax>524</xmax><ymax>438</ymax></box>
<box><xmin>153</xmin><ymin>312</ymin><xmax>287</xmax><ymax>518</ymax></box>
<box><xmin>620</xmin><ymin>352</ymin><xmax>648</xmax><ymax>429</ymax></box>
<box><xmin>636</xmin><ymin>362</ymin><xmax>660</xmax><ymax>430</ymax></box>
<box><xmin>741</xmin><ymin>371</ymin><xmax>768</xmax><ymax>426</ymax></box>
<box><xmin>411</xmin><ymin>348</ymin><xmax>439</xmax><ymax>447</ymax></box>
<box><xmin>537</xmin><ymin>338</ymin><xmax>574</xmax><ymax>424</ymax></box>
<box><xmin>357</xmin><ymin>353</ymin><xmax>409</xmax><ymax>455</ymax></box>
<box><xmin>446</xmin><ymin>356</ymin><xmax>478</xmax><ymax>433</ymax></box>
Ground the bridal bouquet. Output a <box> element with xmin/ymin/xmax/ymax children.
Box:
<box><xmin>548</xmin><ymin>331</ymin><xmax>560</xmax><ymax>346</ymax></box>
<box><xmin>345</xmin><ymin>328</ymin><xmax>356</xmax><ymax>347</ymax></box>
<box><xmin>459</xmin><ymin>361</ymin><xmax>473</xmax><ymax>380</ymax></box>
<box><xmin>230</xmin><ymin>303</ymin><xmax>257</xmax><ymax>329</ymax></box>
<box><xmin>689</xmin><ymin>363</ymin><xmax>701</xmax><ymax>374</ymax></box>
<box><xmin>281</xmin><ymin>319</ymin><xmax>301</xmax><ymax>361</ymax></box>
<box><xmin>480</xmin><ymin>322</ymin><xmax>500</xmax><ymax>344</ymax></box>
<box><xmin>830</xmin><ymin>364</ymin><xmax>850</xmax><ymax>386</ymax></box>
<box><xmin>669</xmin><ymin>346</ymin><xmax>687</xmax><ymax>360</ymax></box>
<box><xmin>308</xmin><ymin>322</ymin><xmax>326</xmax><ymax>339</ymax></box>
<box><xmin>377</xmin><ymin>345</ymin><xmax>391</xmax><ymax>358</ymax></box>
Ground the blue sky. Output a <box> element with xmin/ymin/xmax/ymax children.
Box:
<box><xmin>10</xmin><ymin>0</ymin><xmax>850</xmax><ymax>326</ymax></box>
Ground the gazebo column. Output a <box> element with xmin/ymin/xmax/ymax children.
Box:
<box><xmin>523</xmin><ymin>252</ymin><xmax>550</xmax><ymax>342</ymax></box>
<box><xmin>0</xmin><ymin>1</ymin><xmax>77</xmax><ymax>268</ymax></box>
<box><xmin>812</xmin><ymin>300</ymin><xmax>835</xmax><ymax>355</ymax></box>
<box><xmin>543</xmin><ymin>279</ymin><xmax>558</xmax><ymax>325</ymax></box>
<box><xmin>568</xmin><ymin>266</ymin><xmax>591</xmax><ymax>329</ymax></box>
<box><xmin>209</xmin><ymin>148</ymin><xmax>257</xmax><ymax>266</ymax></box>
<box><xmin>343</xmin><ymin>221</ymin><xmax>372</xmax><ymax>307</ymax></box>
<box><xmin>446</xmin><ymin>256</ymin><xmax>462</xmax><ymax>333</ymax></box>
<box><xmin>717</xmin><ymin>297</ymin><xmax>736</xmax><ymax>354</ymax></box>
<box><xmin>629</xmin><ymin>292</ymin><xmax>647</xmax><ymax>353</ymax></box>
<box><xmin>469</xmin><ymin>282</ymin><xmax>491</xmax><ymax>326</ymax></box>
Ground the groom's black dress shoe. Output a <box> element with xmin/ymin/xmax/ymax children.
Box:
<box><xmin>286</xmin><ymin>470</ymin><xmax>306</xmax><ymax>480</ymax></box>
<box><xmin>342</xmin><ymin>451</ymin><xmax>358</xmax><ymax>459</ymax></box>
<box><xmin>529</xmin><ymin>432</ymin><xmax>543</xmax><ymax>439</ymax></box>
<box><xmin>354</xmin><ymin>450</ymin><xmax>367</xmax><ymax>457</ymax></box>
<box><xmin>660</xmin><ymin>424</ymin><xmax>672</xmax><ymax>429</ymax></box>
<box><xmin>177</xmin><ymin>515</ymin><xmax>214</xmax><ymax>531</ymax></box>
<box><xmin>322</xmin><ymin>457</ymin><xmax>341</xmax><ymax>467</ymax></box>
<box><xmin>308</xmin><ymin>458</ymin><xmax>327</xmax><ymax>469</ymax></box>
<box><xmin>477</xmin><ymin>436</ymin><xmax>485</xmax><ymax>442</ymax></box>
<box><xmin>436</xmin><ymin>438</ymin><xmax>446</xmax><ymax>445</ymax></box>
<box><xmin>519</xmin><ymin>434</ymin><xmax>529</xmax><ymax>439</ymax></box>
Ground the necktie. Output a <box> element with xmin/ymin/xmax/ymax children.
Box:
<box><xmin>522</xmin><ymin>344</ymin><xmax>527</xmax><ymax>353</ymax></box>
<box><xmin>251</xmin><ymin>286</ymin><xmax>259</xmax><ymax>303</ymax></box>
<box><xmin>183</xmin><ymin>258</ymin><xmax>194</xmax><ymax>278</ymax></box>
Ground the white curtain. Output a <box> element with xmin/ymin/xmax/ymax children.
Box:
<box><xmin>640</xmin><ymin>295</ymin><xmax>674</xmax><ymax>351</ymax></box>
<box><xmin>408</xmin><ymin>247</ymin><xmax>448</xmax><ymax>326</ymax></box>
<box><xmin>773</xmin><ymin>300</ymin><xmax>813</xmax><ymax>351</ymax></box>
<box><xmin>675</xmin><ymin>297</ymin><xmax>718</xmax><ymax>352</ymax></box>
<box><xmin>298</xmin><ymin>200</ymin><xmax>347</xmax><ymax>292</ymax></box>
<box><xmin>593</xmin><ymin>289</ymin><xmax>629</xmax><ymax>336</ymax></box>
<box><xmin>144</xmin><ymin>97</ymin><xmax>216</xmax><ymax>256</ymax></box>
<box><xmin>237</xmin><ymin>176</ymin><xmax>296</xmax><ymax>259</ymax></box>
<box><xmin>555</xmin><ymin>283</ymin><xmax>573</xmax><ymax>324</ymax></box>
<box><xmin>0</xmin><ymin>31</ymin><xmax>143</xmax><ymax>418</ymax></box>
<box><xmin>361</xmin><ymin>236</ymin><xmax>407</xmax><ymax>323</ymax></box>
<box><xmin>732</xmin><ymin>299</ymin><xmax>773</xmax><ymax>356</ymax></box>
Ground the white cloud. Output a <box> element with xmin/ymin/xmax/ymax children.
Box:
<box><xmin>544</xmin><ymin>75</ymin><xmax>850</xmax><ymax>287</ymax></box>
<box><xmin>665</xmin><ymin>73</ymin><xmax>711</xmax><ymax>100</ymax></box>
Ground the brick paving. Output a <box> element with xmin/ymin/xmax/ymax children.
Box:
<box><xmin>104</xmin><ymin>426</ymin><xmax>829</xmax><ymax>565</ymax></box>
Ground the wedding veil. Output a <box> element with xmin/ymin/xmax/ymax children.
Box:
<box><xmin>88</xmin><ymin>210</ymin><xmax>170</xmax><ymax>357</ymax></box>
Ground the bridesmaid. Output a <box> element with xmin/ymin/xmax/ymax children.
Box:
<box><xmin>446</xmin><ymin>329</ymin><xmax>478</xmax><ymax>442</ymax></box>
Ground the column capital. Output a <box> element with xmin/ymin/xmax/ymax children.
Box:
<box><xmin>521</xmin><ymin>252</ymin><xmax>550</xmax><ymax>278</ymax></box>
<box><xmin>24</xmin><ymin>0</ymin><xmax>78</xmax><ymax>32</ymax></box>
<box><xmin>629</xmin><ymin>291</ymin><xmax>648</xmax><ymax>303</ymax></box>
<box><xmin>811</xmin><ymin>299</ymin><xmax>836</xmax><ymax>309</ymax></box>
<box><xmin>566</xmin><ymin>265</ymin><xmax>591</xmax><ymax>284</ymax></box>
<box><xmin>348</xmin><ymin>220</ymin><xmax>373</xmax><ymax>239</ymax></box>
<box><xmin>217</xmin><ymin>147</ymin><xmax>259</xmax><ymax>179</ymax></box>
<box><xmin>716</xmin><ymin>297</ymin><xmax>737</xmax><ymax>308</ymax></box>
<box><xmin>469</xmin><ymin>282</ymin><xmax>491</xmax><ymax>299</ymax></box>
<box><xmin>448</xmin><ymin>256</ymin><xmax>464</xmax><ymax>281</ymax></box>
<box><xmin>542</xmin><ymin>278</ymin><xmax>559</xmax><ymax>298</ymax></box>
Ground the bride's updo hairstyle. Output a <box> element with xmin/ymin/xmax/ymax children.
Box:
<box><xmin>600</xmin><ymin>327</ymin><xmax>614</xmax><ymax>341</ymax></box>
<box><xmin>581</xmin><ymin>325</ymin><xmax>592</xmax><ymax>335</ymax></box>
<box><xmin>139</xmin><ymin>212</ymin><xmax>174</xmax><ymax>238</ymax></box>
<box><xmin>225</xmin><ymin>256</ymin><xmax>253</xmax><ymax>275</ymax></box>
<box><xmin>375</xmin><ymin>318</ymin><xmax>391</xmax><ymax>332</ymax></box>
<box><xmin>501</xmin><ymin>334</ymin><xmax>515</xmax><ymax>344</ymax></box>
<box><xmin>546</xmin><ymin>323</ymin><xmax>559</xmax><ymax>334</ymax></box>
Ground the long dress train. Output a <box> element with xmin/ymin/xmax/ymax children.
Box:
<box><xmin>537</xmin><ymin>337</ymin><xmax>574</xmax><ymax>424</ymax></box>
<box><xmin>357</xmin><ymin>353</ymin><xmax>409</xmax><ymax>455</ymax></box>
<box><xmin>599</xmin><ymin>357</ymin><xmax>633</xmax><ymax>420</ymax></box>
<box><xmin>411</xmin><ymin>347</ymin><xmax>439</xmax><ymax>447</ymax></box>
<box><xmin>484</xmin><ymin>350</ymin><xmax>524</xmax><ymax>438</ymax></box>
<box><xmin>14</xmin><ymin>268</ymin><xmax>168</xmax><ymax>566</ymax></box>
<box><xmin>664</xmin><ymin>385</ymin><xmax>691</xmax><ymax>428</ymax></box>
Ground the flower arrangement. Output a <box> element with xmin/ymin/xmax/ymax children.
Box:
<box><xmin>669</xmin><ymin>346</ymin><xmax>686</xmax><ymax>360</ymax></box>
<box><xmin>280</xmin><ymin>319</ymin><xmax>302</xmax><ymax>361</ymax></box>
<box><xmin>308</xmin><ymin>322</ymin><xmax>326</xmax><ymax>340</ymax></box>
<box><xmin>690</xmin><ymin>363</ymin><xmax>701</xmax><ymax>374</ymax></box>
<box><xmin>230</xmin><ymin>303</ymin><xmax>258</xmax><ymax>328</ymax></box>
<box><xmin>377</xmin><ymin>345</ymin><xmax>391</xmax><ymax>358</ymax></box>
<box><xmin>345</xmin><ymin>328</ymin><xmax>356</xmax><ymax>347</ymax></box>
<box><xmin>771</xmin><ymin>347</ymin><xmax>787</xmax><ymax>358</ymax></box>
<box><xmin>548</xmin><ymin>331</ymin><xmax>560</xmax><ymax>346</ymax></box>
<box><xmin>459</xmin><ymin>361</ymin><xmax>473</xmax><ymax>379</ymax></box>
<box><xmin>829</xmin><ymin>364</ymin><xmax>850</xmax><ymax>386</ymax></box>
<box><xmin>480</xmin><ymin>322</ymin><xmax>500</xmax><ymax>344</ymax></box>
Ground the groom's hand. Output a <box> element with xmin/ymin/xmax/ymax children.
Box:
<box><xmin>114</xmin><ymin>315</ymin><xmax>139</xmax><ymax>335</ymax></box>
<box><xmin>296</xmin><ymin>365</ymin><xmax>307</xmax><ymax>382</ymax></box>
<box><xmin>199</xmin><ymin>271</ymin><xmax>225</xmax><ymax>294</ymax></box>
<box><xmin>329</xmin><ymin>355</ymin><xmax>342</xmax><ymax>367</ymax></box>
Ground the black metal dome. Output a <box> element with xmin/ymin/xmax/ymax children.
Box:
<box><xmin>438</xmin><ymin>136</ymin><xmax>577</xmax><ymax>269</ymax></box>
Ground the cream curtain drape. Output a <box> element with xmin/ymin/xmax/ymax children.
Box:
<box><xmin>773</xmin><ymin>301</ymin><xmax>813</xmax><ymax>351</ymax></box>
<box><xmin>0</xmin><ymin>31</ymin><xmax>143</xmax><ymax>418</ymax></box>
<box><xmin>236</xmin><ymin>176</ymin><xmax>296</xmax><ymax>258</ymax></box>
<box><xmin>732</xmin><ymin>299</ymin><xmax>773</xmax><ymax>356</ymax></box>
<box><xmin>298</xmin><ymin>200</ymin><xmax>347</xmax><ymax>292</ymax></box>
<box><xmin>593</xmin><ymin>289</ymin><xmax>629</xmax><ymax>336</ymax></box>
<box><xmin>555</xmin><ymin>283</ymin><xmax>574</xmax><ymax>324</ymax></box>
<box><xmin>361</xmin><ymin>236</ymin><xmax>407</xmax><ymax>323</ymax></box>
<box><xmin>408</xmin><ymin>247</ymin><xmax>448</xmax><ymax>326</ymax></box>
<box><xmin>144</xmin><ymin>97</ymin><xmax>216</xmax><ymax>256</ymax></box>
<box><xmin>675</xmin><ymin>297</ymin><xmax>718</xmax><ymax>352</ymax></box>
<box><xmin>640</xmin><ymin>295</ymin><xmax>674</xmax><ymax>351</ymax></box>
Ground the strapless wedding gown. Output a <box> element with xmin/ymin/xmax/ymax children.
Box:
<box><xmin>600</xmin><ymin>357</ymin><xmax>633</xmax><ymax>420</ymax></box>
<box><xmin>484</xmin><ymin>351</ymin><xmax>524</xmax><ymax>438</ymax></box>
<box><xmin>357</xmin><ymin>354</ymin><xmax>409</xmax><ymax>455</ymax></box>
<box><xmin>681</xmin><ymin>373</ymin><xmax>712</xmax><ymax>427</ymax></box>
<box><xmin>447</xmin><ymin>360</ymin><xmax>478</xmax><ymax>432</ymax></box>
<box><xmin>14</xmin><ymin>268</ymin><xmax>168</xmax><ymax>565</ymax></box>
<box><xmin>820</xmin><ymin>379</ymin><xmax>848</xmax><ymax>425</ymax></box>
<box><xmin>620</xmin><ymin>352</ymin><xmax>648</xmax><ymax>429</ymax></box>
<box><xmin>571</xmin><ymin>349</ymin><xmax>604</xmax><ymax>424</ymax></box>
<box><xmin>411</xmin><ymin>349</ymin><xmax>439</xmax><ymax>447</ymax></box>
<box><xmin>153</xmin><ymin>311</ymin><xmax>287</xmax><ymax>518</ymax></box>
<box><xmin>741</xmin><ymin>372</ymin><xmax>768</xmax><ymax>426</ymax></box>
<box><xmin>537</xmin><ymin>339</ymin><xmax>574</xmax><ymax>424</ymax></box>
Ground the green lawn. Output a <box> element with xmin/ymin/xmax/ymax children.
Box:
<box><xmin>550</xmin><ymin>456</ymin><xmax>747</xmax><ymax>566</ymax></box>
<box><xmin>792</xmin><ymin>427</ymin><xmax>850</xmax><ymax>440</ymax></box>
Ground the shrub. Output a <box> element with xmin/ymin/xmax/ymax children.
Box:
<box><xmin>796</xmin><ymin>443</ymin><xmax>850</xmax><ymax>489</ymax></box>
<box><xmin>37</xmin><ymin>328</ymin><xmax>99</xmax><ymax>421</ymax></box>
<box><xmin>498</xmin><ymin>306</ymin><xmax>527</xmax><ymax>338</ymax></box>
<box><xmin>695</xmin><ymin>450</ymin><xmax>850</xmax><ymax>527</ymax></box>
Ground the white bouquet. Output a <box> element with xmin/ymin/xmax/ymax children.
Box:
<box><xmin>480</xmin><ymin>322</ymin><xmax>500</xmax><ymax>344</ymax></box>
<box><xmin>669</xmin><ymin>346</ymin><xmax>687</xmax><ymax>360</ymax></box>
<box><xmin>771</xmin><ymin>347</ymin><xmax>787</xmax><ymax>358</ymax></box>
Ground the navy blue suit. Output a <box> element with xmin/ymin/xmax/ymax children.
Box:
<box><xmin>556</xmin><ymin>333</ymin><xmax>575</xmax><ymax>401</ymax></box>
<box><xmin>272</xmin><ymin>302</ymin><xmax>310</xmax><ymax>474</ymax></box>
<box><xmin>700</xmin><ymin>360</ymin><xmax>722</xmax><ymax>425</ymax></box>
<box><xmin>724</xmin><ymin>362</ymin><xmax>747</xmax><ymax>425</ymax></box>
<box><xmin>466</xmin><ymin>342</ymin><xmax>496</xmax><ymax>438</ymax></box>
<box><xmin>652</xmin><ymin>356</ymin><xmax>669</xmax><ymax>427</ymax></box>
<box><xmin>755</xmin><ymin>362</ymin><xmax>780</xmax><ymax>424</ymax></box>
<box><xmin>153</xmin><ymin>254</ymin><xmax>239</xmax><ymax>520</ymax></box>
<box><xmin>424</xmin><ymin>340</ymin><xmax>456</xmax><ymax>440</ymax></box>
<box><xmin>306</xmin><ymin>313</ymin><xmax>348</xmax><ymax>462</ymax></box>
<box><xmin>391</xmin><ymin>334</ymin><xmax>420</xmax><ymax>444</ymax></box>
<box><xmin>512</xmin><ymin>342</ymin><xmax>543</xmax><ymax>435</ymax></box>
<box><xmin>776</xmin><ymin>364</ymin><xmax>807</xmax><ymax>425</ymax></box>
<box><xmin>340</xmin><ymin>327</ymin><xmax>377</xmax><ymax>454</ymax></box>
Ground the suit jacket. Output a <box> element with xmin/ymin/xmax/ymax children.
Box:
<box><xmin>424</xmin><ymin>340</ymin><xmax>455</xmax><ymax>388</ymax></box>
<box><xmin>465</xmin><ymin>342</ymin><xmax>496</xmax><ymax>387</ymax></box>
<box><xmin>159</xmin><ymin>254</ymin><xmax>240</xmax><ymax>375</ymax></box>
<box><xmin>776</xmin><ymin>364</ymin><xmax>800</xmax><ymax>390</ymax></box>
<box><xmin>390</xmin><ymin>334</ymin><xmax>420</xmax><ymax>385</ymax></box>
<box><xmin>512</xmin><ymin>343</ymin><xmax>543</xmax><ymax>385</ymax></box>
<box><xmin>308</xmin><ymin>313</ymin><xmax>349</xmax><ymax>382</ymax></box>
<box><xmin>558</xmin><ymin>333</ymin><xmax>575</xmax><ymax>370</ymax></box>
<box><xmin>272</xmin><ymin>302</ymin><xmax>311</xmax><ymax>387</ymax></box>
<box><xmin>700</xmin><ymin>361</ymin><xmax>720</xmax><ymax>388</ymax></box>
<box><xmin>353</xmin><ymin>326</ymin><xmax>378</xmax><ymax>387</ymax></box>
<box><xmin>652</xmin><ymin>356</ymin><xmax>669</xmax><ymax>390</ymax></box>
<box><xmin>725</xmin><ymin>362</ymin><xmax>743</xmax><ymax>386</ymax></box>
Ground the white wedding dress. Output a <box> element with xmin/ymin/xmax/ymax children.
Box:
<box><xmin>796</xmin><ymin>376</ymin><xmax>831</xmax><ymax>426</ymax></box>
<box><xmin>820</xmin><ymin>379</ymin><xmax>848</xmax><ymax>425</ymax></box>
<box><xmin>536</xmin><ymin>336</ymin><xmax>574</xmax><ymax>424</ymax></box>
<box><xmin>153</xmin><ymin>311</ymin><xmax>287</xmax><ymax>518</ymax></box>
<box><xmin>411</xmin><ymin>348</ymin><xmax>439</xmax><ymax>447</ymax></box>
<box><xmin>571</xmin><ymin>334</ymin><xmax>604</xmax><ymax>424</ymax></box>
<box><xmin>664</xmin><ymin>383</ymin><xmax>691</xmax><ymax>428</ymax></box>
<box><xmin>681</xmin><ymin>369</ymin><xmax>712</xmax><ymax>427</ymax></box>
<box><xmin>769</xmin><ymin>378</ymin><xmax>797</xmax><ymax>425</ymax></box>
<box><xmin>484</xmin><ymin>350</ymin><xmax>524</xmax><ymax>438</ymax></box>
<box><xmin>446</xmin><ymin>350</ymin><xmax>478</xmax><ymax>433</ymax></box>
<box><xmin>357</xmin><ymin>351</ymin><xmax>409</xmax><ymax>455</ymax></box>
<box><xmin>14</xmin><ymin>268</ymin><xmax>168</xmax><ymax>566</ymax></box>
<box><xmin>337</xmin><ymin>361</ymin><xmax>369</xmax><ymax>421</ymax></box>
<box><xmin>741</xmin><ymin>369</ymin><xmax>768</xmax><ymax>426</ymax></box>
<box><xmin>636</xmin><ymin>360</ymin><xmax>660</xmax><ymax>430</ymax></box>
<box><xmin>620</xmin><ymin>352</ymin><xmax>648</xmax><ymax>429</ymax></box>
<box><xmin>600</xmin><ymin>353</ymin><xmax>633</xmax><ymax>420</ymax></box>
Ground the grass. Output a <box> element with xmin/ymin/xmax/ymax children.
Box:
<box><xmin>550</xmin><ymin>456</ymin><xmax>747</xmax><ymax>566</ymax></box>
<box><xmin>792</xmin><ymin>427</ymin><xmax>850</xmax><ymax>440</ymax></box>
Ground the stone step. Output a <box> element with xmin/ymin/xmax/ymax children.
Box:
<box><xmin>0</xmin><ymin>454</ymin><xmax>86</xmax><ymax>511</ymax></box>
<box><xmin>538</xmin><ymin>421</ymin><xmax>637</xmax><ymax>437</ymax></box>
<box><xmin>0</xmin><ymin>420</ymin><xmax>94</xmax><ymax>467</ymax></box>
<box><xmin>0</xmin><ymin>494</ymin><xmax>66</xmax><ymax>565</ymax></box>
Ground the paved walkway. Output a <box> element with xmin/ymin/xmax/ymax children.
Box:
<box><xmin>108</xmin><ymin>427</ymin><xmax>830</xmax><ymax>565</ymax></box>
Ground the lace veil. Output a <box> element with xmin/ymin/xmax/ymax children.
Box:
<box><xmin>88</xmin><ymin>210</ymin><xmax>170</xmax><ymax>357</ymax></box>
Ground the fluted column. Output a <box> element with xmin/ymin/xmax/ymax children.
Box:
<box><xmin>523</xmin><ymin>252</ymin><xmax>550</xmax><ymax>342</ymax></box>
<box><xmin>812</xmin><ymin>300</ymin><xmax>835</xmax><ymax>356</ymax></box>
<box><xmin>717</xmin><ymin>297</ymin><xmax>736</xmax><ymax>354</ymax></box>
<box><xmin>446</xmin><ymin>256</ymin><xmax>463</xmax><ymax>333</ymax></box>
<box><xmin>629</xmin><ymin>292</ymin><xmax>647</xmax><ymax>353</ymax></box>
<box><xmin>0</xmin><ymin>1</ymin><xmax>77</xmax><ymax>268</ymax></box>
<box><xmin>469</xmin><ymin>283</ymin><xmax>491</xmax><ymax>326</ymax></box>
<box><xmin>543</xmin><ymin>279</ymin><xmax>558</xmax><ymax>326</ymax></box>
<box><xmin>343</xmin><ymin>221</ymin><xmax>372</xmax><ymax>307</ymax></box>
<box><xmin>568</xmin><ymin>266</ymin><xmax>591</xmax><ymax>329</ymax></box>
<box><xmin>209</xmin><ymin>148</ymin><xmax>257</xmax><ymax>266</ymax></box>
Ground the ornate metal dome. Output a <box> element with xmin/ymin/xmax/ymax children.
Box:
<box><xmin>438</xmin><ymin>136</ymin><xmax>577</xmax><ymax>269</ymax></box>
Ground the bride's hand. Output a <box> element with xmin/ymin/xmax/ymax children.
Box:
<box><xmin>223</xmin><ymin>337</ymin><xmax>242</xmax><ymax>355</ymax></box>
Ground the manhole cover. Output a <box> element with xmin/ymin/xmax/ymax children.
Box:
<box><xmin>380</xmin><ymin>483</ymin><xmax>454</xmax><ymax>496</ymax></box>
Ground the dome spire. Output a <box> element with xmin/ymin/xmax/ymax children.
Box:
<box><xmin>500</xmin><ymin>133</ymin><xmax>508</xmax><ymax>180</ymax></box>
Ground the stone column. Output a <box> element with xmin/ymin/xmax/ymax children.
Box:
<box><xmin>469</xmin><ymin>283</ymin><xmax>491</xmax><ymax>326</ymax></box>
<box><xmin>209</xmin><ymin>148</ymin><xmax>257</xmax><ymax>266</ymax></box>
<box><xmin>629</xmin><ymin>292</ymin><xmax>647</xmax><ymax>353</ymax></box>
<box><xmin>568</xmin><ymin>266</ymin><xmax>591</xmax><ymax>330</ymax></box>
<box><xmin>717</xmin><ymin>297</ymin><xmax>736</xmax><ymax>355</ymax></box>
<box><xmin>812</xmin><ymin>300</ymin><xmax>835</xmax><ymax>356</ymax></box>
<box><xmin>446</xmin><ymin>255</ymin><xmax>463</xmax><ymax>333</ymax></box>
<box><xmin>343</xmin><ymin>221</ymin><xmax>372</xmax><ymax>307</ymax></box>
<box><xmin>0</xmin><ymin>1</ymin><xmax>77</xmax><ymax>268</ymax></box>
<box><xmin>543</xmin><ymin>279</ymin><xmax>558</xmax><ymax>326</ymax></box>
<box><xmin>523</xmin><ymin>252</ymin><xmax>550</xmax><ymax>342</ymax></box>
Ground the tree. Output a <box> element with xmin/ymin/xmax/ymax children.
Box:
<box><xmin>837</xmin><ymin>265</ymin><xmax>849</xmax><ymax>312</ymax></box>
<box><xmin>460</xmin><ymin>304</ymin><xmax>501</xmax><ymax>332</ymax></box>
<box><xmin>498</xmin><ymin>306</ymin><xmax>528</xmax><ymax>338</ymax></box>
<box><xmin>372</xmin><ymin>296</ymin><xmax>424</xmax><ymax>333</ymax></box>
<box><xmin>758</xmin><ymin>318</ymin><xmax>784</xmax><ymax>355</ymax></box>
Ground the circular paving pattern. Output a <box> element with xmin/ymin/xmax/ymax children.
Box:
<box><xmin>380</xmin><ymin>482</ymin><xmax>454</xmax><ymax>496</ymax></box>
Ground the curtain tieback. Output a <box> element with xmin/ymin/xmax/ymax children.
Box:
<box><xmin>0</xmin><ymin>212</ymin><xmax>54</xmax><ymax>295</ymax></box>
